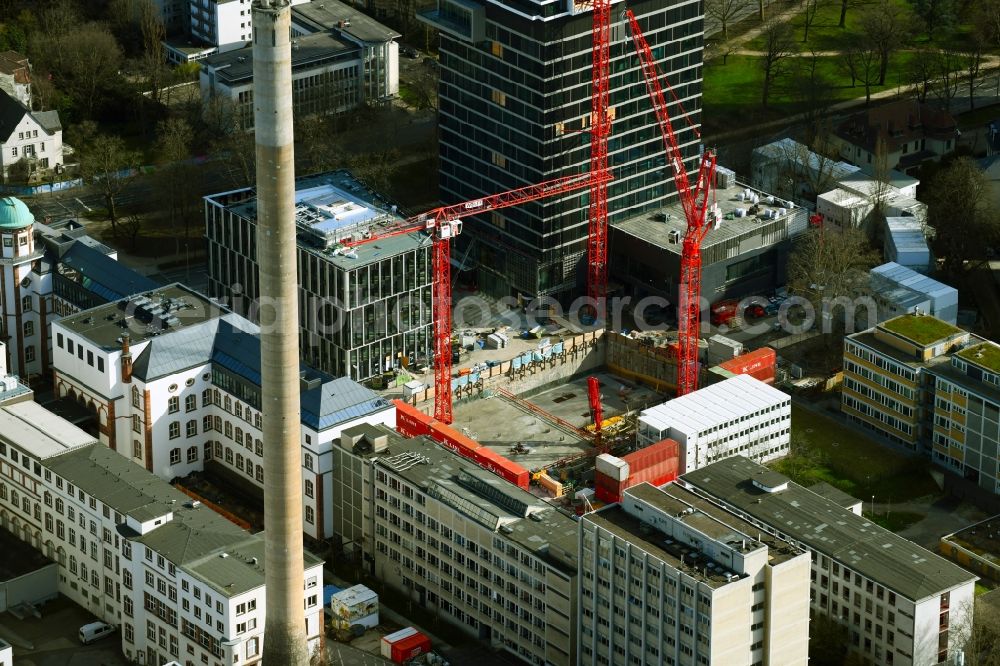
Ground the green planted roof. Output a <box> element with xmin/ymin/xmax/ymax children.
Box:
<box><xmin>881</xmin><ymin>314</ymin><xmax>962</xmax><ymax>346</ymax></box>
<box><xmin>957</xmin><ymin>343</ymin><xmax>1000</xmax><ymax>374</ymax></box>
<box><xmin>0</xmin><ymin>197</ymin><xmax>32</xmax><ymax>230</ymax></box>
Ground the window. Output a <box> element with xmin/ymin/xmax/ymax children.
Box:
<box><xmin>304</xmin><ymin>453</ymin><xmax>314</xmax><ymax>470</ymax></box>
<box><xmin>132</xmin><ymin>386</ymin><xmax>141</xmax><ymax>408</ymax></box>
<box><xmin>246</xmin><ymin>637</ymin><xmax>259</xmax><ymax>658</ymax></box>
<box><xmin>305</xmin><ymin>480</ymin><xmax>314</xmax><ymax>498</ymax></box>
<box><xmin>21</xmin><ymin>295</ymin><xmax>31</xmax><ymax>312</ymax></box>
<box><xmin>187</xmin><ymin>446</ymin><xmax>198</xmax><ymax>463</ymax></box>
<box><xmin>25</xmin><ymin>346</ymin><xmax>34</xmax><ymax>362</ymax></box>
<box><xmin>169</xmin><ymin>448</ymin><xmax>181</xmax><ymax>465</ymax></box>
<box><xmin>186</xmin><ymin>420</ymin><xmax>197</xmax><ymax>437</ymax></box>
<box><xmin>169</xmin><ymin>421</ymin><xmax>180</xmax><ymax>439</ymax></box>
<box><xmin>11</xmin><ymin>146</ymin><xmax>16</xmax><ymax>156</ymax></box>
<box><xmin>168</xmin><ymin>396</ymin><xmax>179</xmax><ymax>413</ymax></box>
<box><xmin>202</xmin><ymin>389</ymin><xmax>212</xmax><ymax>407</ymax></box>
<box><xmin>185</xmin><ymin>394</ymin><xmax>197</xmax><ymax>412</ymax></box>
<box><xmin>305</xmin><ymin>506</ymin><xmax>314</xmax><ymax>524</ymax></box>
<box><xmin>57</xmin><ymin>332</ymin><xmax>63</xmax><ymax>348</ymax></box>
<box><xmin>132</xmin><ymin>439</ymin><xmax>142</xmax><ymax>459</ymax></box>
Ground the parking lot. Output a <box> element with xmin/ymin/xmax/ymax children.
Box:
<box><xmin>0</xmin><ymin>597</ymin><xmax>129</xmax><ymax>666</ymax></box>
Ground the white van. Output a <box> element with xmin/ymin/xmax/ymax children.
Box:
<box><xmin>79</xmin><ymin>621</ymin><xmax>115</xmax><ymax>644</ymax></box>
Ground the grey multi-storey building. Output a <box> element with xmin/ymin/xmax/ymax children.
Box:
<box><xmin>205</xmin><ymin>171</ymin><xmax>433</xmax><ymax>382</ymax></box>
<box><xmin>331</xmin><ymin>423</ymin><xmax>580</xmax><ymax>666</ymax></box>
<box><xmin>419</xmin><ymin>0</ymin><xmax>704</xmax><ymax>299</ymax></box>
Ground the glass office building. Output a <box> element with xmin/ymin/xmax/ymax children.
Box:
<box><xmin>420</xmin><ymin>0</ymin><xmax>704</xmax><ymax>299</ymax></box>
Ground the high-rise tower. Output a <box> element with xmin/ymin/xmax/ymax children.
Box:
<box><xmin>252</xmin><ymin>1</ymin><xmax>309</xmax><ymax>664</ymax></box>
<box><xmin>420</xmin><ymin>0</ymin><xmax>704</xmax><ymax>300</ymax></box>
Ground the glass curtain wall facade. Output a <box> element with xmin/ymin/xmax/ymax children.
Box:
<box><xmin>423</xmin><ymin>0</ymin><xmax>704</xmax><ymax>299</ymax></box>
<box><xmin>206</xmin><ymin>201</ymin><xmax>433</xmax><ymax>383</ymax></box>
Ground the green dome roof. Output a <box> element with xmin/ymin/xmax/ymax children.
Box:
<box><xmin>0</xmin><ymin>197</ymin><xmax>33</xmax><ymax>230</ymax></box>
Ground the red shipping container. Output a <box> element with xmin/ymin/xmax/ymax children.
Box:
<box><xmin>470</xmin><ymin>446</ymin><xmax>530</xmax><ymax>489</ymax></box>
<box><xmin>718</xmin><ymin>348</ymin><xmax>776</xmax><ymax>384</ymax></box>
<box><xmin>393</xmin><ymin>400</ymin><xmax>435</xmax><ymax>437</ymax></box>
<box><xmin>594</xmin><ymin>473</ymin><xmax>626</xmax><ymax>504</ymax></box>
<box><xmin>622</xmin><ymin>438</ymin><xmax>680</xmax><ymax>490</ymax></box>
<box><xmin>427</xmin><ymin>421</ymin><xmax>481</xmax><ymax>458</ymax></box>
<box><xmin>381</xmin><ymin>628</ymin><xmax>431</xmax><ymax>664</ymax></box>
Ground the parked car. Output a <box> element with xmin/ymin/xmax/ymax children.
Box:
<box><xmin>79</xmin><ymin>621</ymin><xmax>115</xmax><ymax>644</ymax></box>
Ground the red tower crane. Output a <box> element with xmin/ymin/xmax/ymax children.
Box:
<box><xmin>587</xmin><ymin>0</ymin><xmax>612</xmax><ymax>316</ymax></box>
<box><xmin>587</xmin><ymin>375</ymin><xmax>603</xmax><ymax>443</ymax></box>
<box><xmin>624</xmin><ymin>9</ymin><xmax>719</xmax><ymax>397</ymax></box>
<box><xmin>345</xmin><ymin>172</ymin><xmax>610</xmax><ymax>424</ymax></box>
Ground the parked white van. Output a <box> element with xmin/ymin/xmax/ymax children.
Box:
<box><xmin>78</xmin><ymin>621</ymin><xmax>115</xmax><ymax>644</ymax></box>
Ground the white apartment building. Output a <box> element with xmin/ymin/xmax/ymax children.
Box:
<box><xmin>0</xmin><ymin>90</ymin><xmax>62</xmax><ymax>179</ymax></box>
<box><xmin>0</xmin><ymin>400</ymin><xmax>324</xmax><ymax>666</ymax></box>
<box><xmin>579</xmin><ymin>482</ymin><xmax>811</xmax><ymax>666</ymax></box>
<box><xmin>0</xmin><ymin>201</ymin><xmax>158</xmax><ymax>381</ymax></box>
<box><xmin>637</xmin><ymin>375</ymin><xmax>791</xmax><ymax>473</ymax></box>
<box><xmin>50</xmin><ymin>283</ymin><xmax>394</xmax><ymax>540</ymax></box>
<box><xmin>683</xmin><ymin>457</ymin><xmax>978</xmax><ymax>666</ymax></box>
<box><xmin>331</xmin><ymin>423</ymin><xmax>580</xmax><ymax>666</ymax></box>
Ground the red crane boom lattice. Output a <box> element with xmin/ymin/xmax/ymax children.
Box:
<box><xmin>345</xmin><ymin>172</ymin><xmax>611</xmax><ymax>423</ymax></box>
<box><xmin>588</xmin><ymin>0</ymin><xmax>612</xmax><ymax>315</ymax></box>
<box><xmin>625</xmin><ymin>9</ymin><xmax>718</xmax><ymax>396</ymax></box>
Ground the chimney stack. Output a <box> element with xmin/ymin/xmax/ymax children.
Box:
<box><xmin>120</xmin><ymin>334</ymin><xmax>132</xmax><ymax>384</ymax></box>
<box><xmin>251</xmin><ymin>1</ymin><xmax>308</xmax><ymax>664</ymax></box>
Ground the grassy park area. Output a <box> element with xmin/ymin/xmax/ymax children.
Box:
<box><xmin>771</xmin><ymin>405</ymin><xmax>941</xmax><ymax>502</ymax></box>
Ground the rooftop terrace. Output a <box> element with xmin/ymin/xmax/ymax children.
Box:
<box><xmin>880</xmin><ymin>314</ymin><xmax>963</xmax><ymax>346</ymax></box>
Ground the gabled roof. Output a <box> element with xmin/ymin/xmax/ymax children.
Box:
<box><xmin>59</xmin><ymin>242</ymin><xmax>159</xmax><ymax>303</ymax></box>
<box><xmin>0</xmin><ymin>89</ymin><xmax>53</xmax><ymax>143</ymax></box>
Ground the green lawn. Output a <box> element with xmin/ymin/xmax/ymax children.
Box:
<box><xmin>863</xmin><ymin>510</ymin><xmax>923</xmax><ymax>532</ymax></box>
<box><xmin>771</xmin><ymin>405</ymin><xmax>941</xmax><ymax>502</ymax></box>
<box><xmin>703</xmin><ymin>51</ymin><xmax>915</xmax><ymax>131</ymax></box>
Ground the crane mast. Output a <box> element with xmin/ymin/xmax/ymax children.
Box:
<box><xmin>624</xmin><ymin>9</ymin><xmax>718</xmax><ymax>396</ymax></box>
<box><xmin>588</xmin><ymin>0</ymin><xmax>612</xmax><ymax>317</ymax></box>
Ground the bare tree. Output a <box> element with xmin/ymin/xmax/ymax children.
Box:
<box><xmin>792</xmin><ymin>51</ymin><xmax>836</xmax><ymax>144</ymax></box>
<box><xmin>963</xmin><ymin>31</ymin><xmax>987</xmax><ymax>111</ymax></box>
<box><xmin>759</xmin><ymin>20</ymin><xmax>796</xmax><ymax>109</ymax></box>
<box><xmin>139</xmin><ymin>0</ymin><xmax>168</xmax><ymax>106</ymax></box>
<box><xmin>802</xmin><ymin>0</ymin><xmax>823</xmax><ymax>42</ymax></box>
<box><xmin>47</xmin><ymin>23</ymin><xmax>124</xmax><ymax>118</ymax></box>
<box><xmin>933</xmin><ymin>49</ymin><xmax>964</xmax><ymax>110</ymax></box>
<box><xmin>957</xmin><ymin>596</ymin><xmax>1000</xmax><ymax>666</ymax></box>
<box><xmin>787</xmin><ymin>224</ymin><xmax>880</xmax><ymax>332</ymax></box>
<box><xmin>77</xmin><ymin>121</ymin><xmax>141</xmax><ymax>235</ymax></box>
<box><xmin>838</xmin><ymin>0</ymin><xmax>863</xmax><ymax>27</ymax></box>
<box><xmin>121</xmin><ymin>213</ymin><xmax>143</xmax><ymax>250</ymax></box>
<box><xmin>977</xmin><ymin>0</ymin><xmax>1000</xmax><ymax>47</ymax></box>
<box><xmin>705</xmin><ymin>0</ymin><xmax>749</xmax><ymax>40</ymax></box>
<box><xmin>842</xmin><ymin>42</ymin><xmax>881</xmax><ymax>104</ymax></box>
<box><xmin>907</xmin><ymin>49</ymin><xmax>937</xmax><ymax>102</ymax></box>
<box><xmin>861</xmin><ymin>0</ymin><xmax>912</xmax><ymax>86</ymax></box>
<box><xmin>350</xmin><ymin>149</ymin><xmax>402</xmax><ymax>194</ymax></box>
<box><xmin>153</xmin><ymin>118</ymin><xmax>202</xmax><ymax>238</ymax></box>
<box><xmin>925</xmin><ymin>157</ymin><xmax>1000</xmax><ymax>277</ymax></box>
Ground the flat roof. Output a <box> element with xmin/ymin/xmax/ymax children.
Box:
<box><xmin>215</xmin><ymin>171</ymin><xmax>428</xmax><ymax>270</ymax></box>
<box><xmin>355</xmin><ymin>426</ymin><xmax>579</xmax><ymax>575</ymax></box>
<box><xmin>586</xmin><ymin>484</ymin><xmax>799</xmax><ymax>589</ymax></box>
<box><xmin>612</xmin><ymin>181</ymin><xmax>804</xmax><ymax>257</ymax></box>
<box><xmin>56</xmin><ymin>283</ymin><xmax>224</xmax><ymax>350</ymax></box>
<box><xmin>0</xmin><ymin>402</ymin><xmax>96</xmax><ymax>459</ymax></box>
<box><xmin>639</xmin><ymin>375</ymin><xmax>789</xmax><ymax>436</ymax></box>
<box><xmin>292</xmin><ymin>0</ymin><xmax>401</xmax><ymax>43</ymax></box>
<box><xmin>956</xmin><ymin>342</ymin><xmax>1000</xmax><ymax>374</ymax></box>
<box><xmin>682</xmin><ymin>457</ymin><xmax>977</xmax><ymax>601</ymax></box>
<box><xmin>201</xmin><ymin>31</ymin><xmax>355</xmax><ymax>85</ymax></box>
<box><xmin>927</xmin><ymin>361</ymin><xmax>1000</xmax><ymax>407</ymax></box>
<box><xmin>880</xmin><ymin>314</ymin><xmax>963</xmax><ymax>346</ymax></box>
<box><xmin>808</xmin><ymin>482</ymin><xmax>861</xmax><ymax>509</ymax></box>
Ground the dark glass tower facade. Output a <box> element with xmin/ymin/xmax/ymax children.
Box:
<box><xmin>420</xmin><ymin>0</ymin><xmax>704</xmax><ymax>299</ymax></box>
